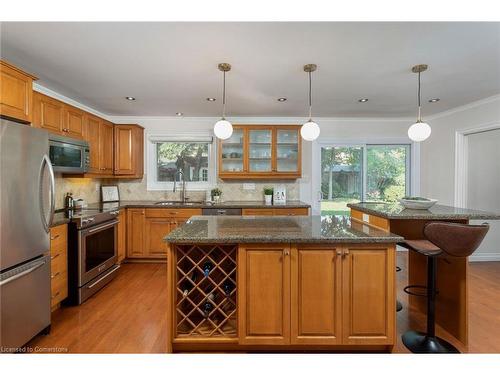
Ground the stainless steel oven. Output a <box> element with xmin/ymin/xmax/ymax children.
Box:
<box><xmin>67</xmin><ymin>212</ymin><xmax>120</xmax><ymax>305</ymax></box>
<box><xmin>49</xmin><ymin>134</ymin><xmax>90</xmax><ymax>174</ymax></box>
<box><xmin>78</xmin><ymin>219</ymin><xmax>118</xmax><ymax>287</ymax></box>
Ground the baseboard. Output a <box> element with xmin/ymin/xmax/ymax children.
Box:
<box><xmin>469</xmin><ymin>253</ymin><xmax>500</xmax><ymax>262</ymax></box>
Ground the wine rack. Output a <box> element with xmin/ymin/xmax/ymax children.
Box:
<box><xmin>174</xmin><ymin>244</ymin><xmax>237</xmax><ymax>338</ymax></box>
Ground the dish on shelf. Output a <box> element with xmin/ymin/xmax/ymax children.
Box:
<box><xmin>399</xmin><ymin>197</ymin><xmax>438</xmax><ymax>209</ymax></box>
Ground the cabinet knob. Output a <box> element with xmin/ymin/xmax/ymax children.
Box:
<box><xmin>283</xmin><ymin>249</ymin><xmax>290</xmax><ymax>256</ymax></box>
<box><xmin>343</xmin><ymin>249</ymin><xmax>350</xmax><ymax>257</ymax></box>
<box><xmin>50</xmin><ymin>234</ymin><xmax>60</xmax><ymax>240</ymax></box>
<box><xmin>336</xmin><ymin>249</ymin><xmax>342</xmax><ymax>256</ymax></box>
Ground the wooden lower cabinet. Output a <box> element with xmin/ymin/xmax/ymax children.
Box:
<box><xmin>117</xmin><ymin>209</ymin><xmax>127</xmax><ymax>263</ymax></box>
<box><xmin>342</xmin><ymin>244</ymin><xmax>396</xmax><ymax>345</ymax></box>
<box><xmin>291</xmin><ymin>246</ymin><xmax>342</xmax><ymax>345</ymax></box>
<box><xmin>49</xmin><ymin>224</ymin><xmax>68</xmax><ymax>311</ymax></box>
<box><xmin>127</xmin><ymin>208</ymin><xmax>201</xmax><ymax>259</ymax></box>
<box><xmin>238</xmin><ymin>244</ymin><xmax>291</xmax><ymax>345</ymax></box>
<box><xmin>236</xmin><ymin>243</ymin><xmax>395</xmax><ymax>347</ymax></box>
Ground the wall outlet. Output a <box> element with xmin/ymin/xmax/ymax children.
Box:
<box><xmin>242</xmin><ymin>183</ymin><xmax>256</xmax><ymax>190</ymax></box>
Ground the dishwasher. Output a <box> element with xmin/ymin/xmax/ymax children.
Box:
<box><xmin>202</xmin><ymin>208</ymin><xmax>242</xmax><ymax>216</ymax></box>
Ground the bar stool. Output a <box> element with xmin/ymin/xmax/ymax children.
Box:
<box><xmin>399</xmin><ymin>221</ymin><xmax>489</xmax><ymax>353</ymax></box>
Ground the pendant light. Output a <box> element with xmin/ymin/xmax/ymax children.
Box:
<box><xmin>300</xmin><ymin>64</ymin><xmax>320</xmax><ymax>141</ymax></box>
<box><xmin>213</xmin><ymin>63</ymin><xmax>233</xmax><ymax>140</ymax></box>
<box><xmin>408</xmin><ymin>64</ymin><xmax>432</xmax><ymax>142</ymax></box>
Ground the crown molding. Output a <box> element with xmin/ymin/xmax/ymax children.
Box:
<box><xmin>426</xmin><ymin>94</ymin><xmax>500</xmax><ymax>121</ymax></box>
<box><xmin>33</xmin><ymin>83</ymin><xmax>113</xmax><ymax>121</ymax></box>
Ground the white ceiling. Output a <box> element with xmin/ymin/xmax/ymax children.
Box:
<box><xmin>1</xmin><ymin>22</ymin><xmax>499</xmax><ymax>118</ymax></box>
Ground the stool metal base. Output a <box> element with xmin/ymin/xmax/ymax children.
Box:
<box><xmin>402</xmin><ymin>330</ymin><xmax>460</xmax><ymax>353</ymax></box>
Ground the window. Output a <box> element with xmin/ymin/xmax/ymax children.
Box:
<box><xmin>319</xmin><ymin>143</ymin><xmax>411</xmax><ymax>215</ymax></box>
<box><xmin>147</xmin><ymin>136</ymin><xmax>214</xmax><ymax>190</ymax></box>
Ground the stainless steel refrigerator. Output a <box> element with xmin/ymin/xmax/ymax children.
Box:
<box><xmin>0</xmin><ymin>118</ymin><xmax>55</xmax><ymax>349</ymax></box>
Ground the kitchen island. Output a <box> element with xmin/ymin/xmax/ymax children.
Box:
<box><xmin>165</xmin><ymin>215</ymin><xmax>403</xmax><ymax>352</ymax></box>
<box><xmin>348</xmin><ymin>202</ymin><xmax>500</xmax><ymax>351</ymax></box>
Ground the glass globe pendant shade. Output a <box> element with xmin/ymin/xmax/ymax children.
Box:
<box><xmin>300</xmin><ymin>121</ymin><xmax>320</xmax><ymax>141</ymax></box>
<box><xmin>214</xmin><ymin>119</ymin><xmax>233</xmax><ymax>140</ymax></box>
<box><xmin>408</xmin><ymin>121</ymin><xmax>431</xmax><ymax>142</ymax></box>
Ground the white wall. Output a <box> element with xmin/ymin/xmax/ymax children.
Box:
<box><xmin>420</xmin><ymin>95</ymin><xmax>500</xmax><ymax>261</ymax></box>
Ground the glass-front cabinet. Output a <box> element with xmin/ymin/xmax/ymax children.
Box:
<box><xmin>218</xmin><ymin>125</ymin><xmax>301</xmax><ymax>179</ymax></box>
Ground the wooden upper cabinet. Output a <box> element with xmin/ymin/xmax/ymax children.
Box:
<box><xmin>63</xmin><ymin>105</ymin><xmax>85</xmax><ymax>139</ymax></box>
<box><xmin>341</xmin><ymin>244</ymin><xmax>396</xmax><ymax>345</ymax></box>
<box><xmin>100</xmin><ymin>120</ymin><xmax>114</xmax><ymax>173</ymax></box>
<box><xmin>238</xmin><ymin>244</ymin><xmax>291</xmax><ymax>345</ymax></box>
<box><xmin>85</xmin><ymin>114</ymin><xmax>102</xmax><ymax>174</ymax></box>
<box><xmin>0</xmin><ymin>60</ymin><xmax>37</xmax><ymax>123</ymax></box>
<box><xmin>114</xmin><ymin>124</ymin><xmax>144</xmax><ymax>178</ymax></box>
<box><xmin>33</xmin><ymin>92</ymin><xmax>64</xmax><ymax>133</ymax></box>
<box><xmin>291</xmin><ymin>247</ymin><xmax>342</xmax><ymax>345</ymax></box>
<box><xmin>218</xmin><ymin>125</ymin><xmax>301</xmax><ymax>180</ymax></box>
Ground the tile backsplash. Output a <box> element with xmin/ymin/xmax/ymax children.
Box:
<box><xmin>54</xmin><ymin>175</ymin><xmax>299</xmax><ymax>209</ymax></box>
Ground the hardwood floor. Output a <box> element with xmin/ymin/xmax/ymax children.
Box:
<box><xmin>28</xmin><ymin>253</ymin><xmax>500</xmax><ymax>353</ymax></box>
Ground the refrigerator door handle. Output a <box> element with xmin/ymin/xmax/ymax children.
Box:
<box><xmin>0</xmin><ymin>259</ymin><xmax>46</xmax><ymax>287</ymax></box>
<box><xmin>40</xmin><ymin>154</ymin><xmax>56</xmax><ymax>232</ymax></box>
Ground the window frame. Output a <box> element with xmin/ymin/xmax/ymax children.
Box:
<box><xmin>146</xmin><ymin>133</ymin><xmax>216</xmax><ymax>191</ymax></box>
<box><xmin>312</xmin><ymin>138</ymin><xmax>420</xmax><ymax>214</ymax></box>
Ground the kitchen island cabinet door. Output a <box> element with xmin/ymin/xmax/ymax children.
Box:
<box><xmin>126</xmin><ymin>209</ymin><xmax>146</xmax><ymax>258</ymax></box>
<box><xmin>145</xmin><ymin>217</ymin><xmax>171</xmax><ymax>258</ymax></box>
<box><xmin>238</xmin><ymin>244</ymin><xmax>290</xmax><ymax>345</ymax></box>
<box><xmin>291</xmin><ymin>246</ymin><xmax>342</xmax><ymax>345</ymax></box>
<box><xmin>341</xmin><ymin>244</ymin><xmax>396</xmax><ymax>345</ymax></box>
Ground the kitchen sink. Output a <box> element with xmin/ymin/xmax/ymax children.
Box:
<box><xmin>155</xmin><ymin>201</ymin><xmax>204</xmax><ymax>206</ymax></box>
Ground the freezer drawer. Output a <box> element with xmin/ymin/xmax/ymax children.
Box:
<box><xmin>0</xmin><ymin>255</ymin><xmax>51</xmax><ymax>349</ymax></box>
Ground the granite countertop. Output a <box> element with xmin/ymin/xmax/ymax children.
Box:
<box><xmin>348</xmin><ymin>202</ymin><xmax>500</xmax><ymax>220</ymax></box>
<box><xmin>50</xmin><ymin>200</ymin><xmax>311</xmax><ymax>227</ymax></box>
<box><xmin>165</xmin><ymin>215</ymin><xmax>403</xmax><ymax>244</ymax></box>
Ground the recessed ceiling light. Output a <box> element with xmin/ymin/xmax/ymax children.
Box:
<box><xmin>358</xmin><ymin>98</ymin><xmax>369</xmax><ymax>103</ymax></box>
<box><xmin>125</xmin><ymin>96</ymin><xmax>136</xmax><ymax>101</ymax></box>
<box><xmin>206</xmin><ymin>97</ymin><xmax>216</xmax><ymax>102</ymax></box>
<box><xmin>175</xmin><ymin>112</ymin><xmax>183</xmax><ymax>116</ymax></box>
<box><xmin>277</xmin><ymin>97</ymin><xmax>287</xmax><ymax>102</ymax></box>
<box><xmin>428</xmin><ymin>98</ymin><xmax>440</xmax><ymax>103</ymax></box>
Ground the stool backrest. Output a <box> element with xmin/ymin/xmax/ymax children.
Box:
<box><xmin>424</xmin><ymin>222</ymin><xmax>489</xmax><ymax>258</ymax></box>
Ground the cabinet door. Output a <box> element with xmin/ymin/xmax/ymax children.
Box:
<box><xmin>145</xmin><ymin>217</ymin><xmax>171</xmax><ymax>258</ymax></box>
<box><xmin>85</xmin><ymin>114</ymin><xmax>101</xmax><ymax>174</ymax></box>
<box><xmin>126</xmin><ymin>209</ymin><xmax>145</xmax><ymax>258</ymax></box>
<box><xmin>64</xmin><ymin>105</ymin><xmax>85</xmax><ymax>138</ymax></box>
<box><xmin>114</xmin><ymin>125</ymin><xmax>135</xmax><ymax>175</ymax></box>
<box><xmin>275</xmin><ymin>127</ymin><xmax>301</xmax><ymax>174</ymax></box>
<box><xmin>242</xmin><ymin>208</ymin><xmax>274</xmax><ymax>216</ymax></box>
<box><xmin>219</xmin><ymin>127</ymin><xmax>245</xmax><ymax>174</ymax></box>
<box><xmin>0</xmin><ymin>61</ymin><xmax>34</xmax><ymax>123</ymax></box>
<box><xmin>117</xmin><ymin>210</ymin><xmax>126</xmax><ymax>263</ymax></box>
<box><xmin>291</xmin><ymin>246</ymin><xmax>342</xmax><ymax>344</ymax></box>
<box><xmin>99</xmin><ymin>121</ymin><xmax>114</xmax><ymax>173</ymax></box>
<box><xmin>238</xmin><ymin>244</ymin><xmax>290</xmax><ymax>345</ymax></box>
<box><xmin>33</xmin><ymin>92</ymin><xmax>64</xmax><ymax>134</ymax></box>
<box><xmin>248</xmin><ymin>128</ymin><xmax>273</xmax><ymax>173</ymax></box>
<box><xmin>342</xmin><ymin>245</ymin><xmax>395</xmax><ymax>345</ymax></box>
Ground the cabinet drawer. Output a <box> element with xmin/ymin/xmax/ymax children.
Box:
<box><xmin>50</xmin><ymin>224</ymin><xmax>67</xmax><ymax>248</ymax></box>
<box><xmin>242</xmin><ymin>208</ymin><xmax>274</xmax><ymax>216</ymax></box>
<box><xmin>51</xmin><ymin>249</ymin><xmax>67</xmax><ymax>275</ymax></box>
<box><xmin>51</xmin><ymin>271</ymin><xmax>68</xmax><ymax>307</ymax></box>
<box><xmin>273</xmin><ymin>208</ymin><xmax>309</xmax><ymax>216</ymax></box>
<box><xmin>145</xmin><ymin>208</ymin><xmax>202</xmax><ymax>218</ymax></box>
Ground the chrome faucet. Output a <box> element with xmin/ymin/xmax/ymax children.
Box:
<box><xmin>173</xmin><ymin>170</ymin><xmax>187</xmax><ymax>203</ymax></box>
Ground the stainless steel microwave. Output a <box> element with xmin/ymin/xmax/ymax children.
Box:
<box><xmin>49</xmin><ymin>134</ymin><xmax>90</xmax><ymax>174</ymax></box>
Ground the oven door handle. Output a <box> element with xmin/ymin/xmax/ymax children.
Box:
<box><xmin>84</xmin><ymin>220</ymin><xmax>119</xmax><ymax>234</ymax></box>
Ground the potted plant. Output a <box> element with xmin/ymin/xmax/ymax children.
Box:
<box><xmin>263</xmin><ymin>187</ymin><xmax>274</xmax><ymax>205</ymax></box>
<box><xmin>211</xmin><ymin>188</ymin><xmax>222</xmax><ymax>203</ymax></box>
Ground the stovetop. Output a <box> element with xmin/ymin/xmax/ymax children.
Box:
<box><xmin>59</xmin><ymin>204</ymin><xmax>120</xmax><ymax>229</ymax></box>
